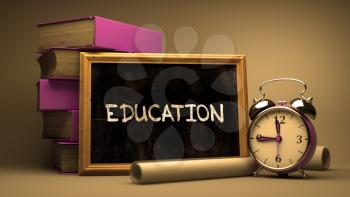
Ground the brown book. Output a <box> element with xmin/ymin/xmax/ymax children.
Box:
<box><xmin>53</xmin><ymin>141</ymin><xmax>78</xmax><ymax>173</ymax></box>
<box><xmin>38</xmin><ymin>49</ymin><xmax>80</xmax><ymax>78</ymax></box>
<box><xmin>42</xmin><ymin>110</ymin><xmax>78</xmax><ymax>141</ymax></box>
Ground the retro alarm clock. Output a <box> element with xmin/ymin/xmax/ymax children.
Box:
<box><xmin>248</xmin><ymin>78</ymin><xmax>317</xmax><ymax>178</ymax></box>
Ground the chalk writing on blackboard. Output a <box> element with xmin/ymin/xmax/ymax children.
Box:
<box><xmin>79</xmin><ymin>53</ymin><xmax>248</xmax><ymax>174</ymax></box>
<box><xmin>105</xmin><ymin>103</ymin><xmax>224</xmax><ymax>123</ymax></box>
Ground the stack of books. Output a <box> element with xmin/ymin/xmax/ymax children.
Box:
<box><xmin>37</xmin><ymin>16</ymin><xmax>162</xmax><ymax>173</ymax></box>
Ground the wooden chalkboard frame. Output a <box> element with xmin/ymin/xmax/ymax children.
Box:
<box><xmin>79</xmin><ymin>53</ymin><xmax>248</xmax><ymax>175</ymax></box>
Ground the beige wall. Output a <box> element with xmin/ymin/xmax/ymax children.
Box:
<box><xmin>0</xmin><ymin>0</ymin><xmax>349</xmax><ymax>167</ymax></box>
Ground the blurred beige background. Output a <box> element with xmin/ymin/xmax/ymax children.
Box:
<box><xmin>0</xmin><ymin>0</ymin><xmax>349</xmax><ymax>168</ymax></box>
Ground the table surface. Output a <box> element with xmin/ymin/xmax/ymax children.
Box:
<box><xmin>1</xmin><ymin>164</ymin><xmax>349</xmax><ymax>197</ymax></box>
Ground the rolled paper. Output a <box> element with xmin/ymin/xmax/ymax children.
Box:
<box><xmin>304</xmin><ymin>146</ymin><xmax>331</xmax><ymax>170</ymax></box>
<box><xmin>130</xmin><ymin>157</ymin><xmax>257</xmax><ymax>184</ymax></box>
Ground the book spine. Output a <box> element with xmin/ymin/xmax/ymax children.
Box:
<box><xmin>94</xmin><ymin>16</ymin><xmax>163</xmax><ymax>53</ymax></box>
<box><xmin>52</xmin><ymin>140</ymin><xmax>57</xmax><ymax>171</ymax></box>
<box><xmin>38</xmin><ymin>78</ymin><xmax>79</xmax><ymax>111</ymax></box>
<box><xmin>71</xmin><ymin>110</ymin><xmax>79</xmax><ymax>141</ymax></box>
<box><xmin>53</xmin><ymin>140</ymin><xmax>79</xmax><ymax>174</ymax></box>
<box><xmin>42</xmin><ymin>110</ymin><xmax>79</xmax><ymax>141</ymax></box>
<box><xmin>38</xmin><ymin>16</ymin><xmax>95</xmax><ymax>26</ymax></box>
<box><xmin>55</xmin><ymin>140</ymin><xmax>79</xmax><ymax>145</ymax></box>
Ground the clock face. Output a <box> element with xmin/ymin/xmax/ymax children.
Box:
<box><xmin>249</xmin><ymin>107</ymin><xmax>310</xmax><ymax>172</ymax></box>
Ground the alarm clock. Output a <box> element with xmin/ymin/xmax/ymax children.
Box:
<box><xmin>248</xmin><ymin>78</ymin><xmax>317</xmax><ymax>178</ymax></box>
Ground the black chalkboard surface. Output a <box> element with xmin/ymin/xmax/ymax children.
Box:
<box><xmin>79</xmin><ymin>53</ymin><xmax>248</xmax><ymax>175</ymax></box>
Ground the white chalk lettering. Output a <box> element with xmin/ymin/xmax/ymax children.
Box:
<box><xmin>210</xmin><ymin>104</ymin><xmax>224</xmax><ymax>123</ymax></box>
<box><xmin>162</xmin><ymin>105</ymin><xmax>175</xmax><ymax>122</ymax></box>
<box><xmin>185</xmin><ymin>104</ymin><xmax>197</xmax><ymax>122</ymax></box>
<box><xmin>105</xmin><ymin>104</ymin><xmax>118</xmax><ymax>122</ymax></box>
<box><xmin>135</xmin><ymin>104</ymin><xmax>148</xmax><ymax>122</ymax></box>
<box><xmin>171</xmin><ymin>104</ymin><xmax>184</xmax><ymax>122</ymax></box>
<box><xmin>148</xmin><ymin>104</ymin><xmax>161</xmax><ymax>122</ymax></box>
<box><xmin>104</xmin><ymin>103</ymin><xmax>225</xmax><ymax>123</ymax></box>
<box><xmin>196</xmin><ymin>104</ymin><xmax>210</xmax><ymax>122</ymax></box>
<box><xmin>120</xmin><ymin>104</ymin><xmax>134</xmax><ymax>123</ymax></box>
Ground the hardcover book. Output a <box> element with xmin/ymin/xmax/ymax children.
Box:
<box><xmin>39</xmin><ymin>48</ymin><xmax>148</xmax><ymax>78</ymax></box>
<box><xmin>53</xmin><ymin>141</ymin><xmax>78</xmax><ymax>173</ymax></box>
<box><xmin>38</xmin><ymin>78</ymin><xmax>79</xmax><ymax>111</ymax></box>
<box><xmin>43</xmin><ymin>110</ymin><xmax>79</xmax><ymax>141</ymax></box>
<box><xmin>38</xmin><ymin>48</ymin><xmax>80</xmax><ymax>78</ymax></box>
<box><xmin>38</xmin><ymin>16</ymin><xmax>163</xmax><ymax>53</ymax></box>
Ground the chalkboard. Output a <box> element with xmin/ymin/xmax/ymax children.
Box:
<box><xmin>79</xmin><ymin>53</ymin><xmax>248</xmax><ymax>175</ymax></box>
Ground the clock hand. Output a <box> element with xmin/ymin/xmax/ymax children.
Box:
<box><xmin>275</xmin><ymin>118</ymin><xmax>282</xmax><ymax>160</ymax></box>
<box><xmin>275</xmin><ymin>118</ymin><xmax>280</xmax><ymax>136</ymax></box>
<box><xmin>256</xmin><ymin>135</ymin><xmax>276</xmax><ymax>142</ymax></box>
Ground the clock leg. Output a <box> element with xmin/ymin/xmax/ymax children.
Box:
<box><xmin>253</xmin><ymin>166</ymin><xmax>263</xmax><ymax>177</ymax></box>
<box><xmin>298</xmin><ymin>169</ymin><xmax>308</xmax><ymax>179</ymax></box>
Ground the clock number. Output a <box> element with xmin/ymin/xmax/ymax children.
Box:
<box><xmin>274</xmin><ymin>115</ymin><xmax>285</xmax><ymax>124</ymax></box>
<box><xmin>275</xmin><ymin>155</ymin><xmax>282</xmax><ymax>163</ymax></box>
<box><xmin>297</xmin><ymin>135</ymin><xmax>302</xmax><ymax>144</ymax></box>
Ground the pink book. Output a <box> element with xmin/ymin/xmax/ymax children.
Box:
<box><xmin>38</xmin><ymin>16</ymin><xmax>163</xmax><ymax>53</ymax></box>
<box><xmin>38</xmin><ymin>78</ymin><xmax>79</xmax><ymax>111</ymax></box>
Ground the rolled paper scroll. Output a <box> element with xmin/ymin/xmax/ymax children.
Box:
<box><xmin>130</xmin><ymin>157</ymin><xmax>257</xmax><ymax>184</ymax></box>
<box><xmin>304</xmin><ymin>146</ymin><xmax>331</xmax><ymax>171</ymax></box>
<box><xmin>130</xmin><ymin>146</ymin><xmax>330</xmax><ymax>184</ymax></box>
